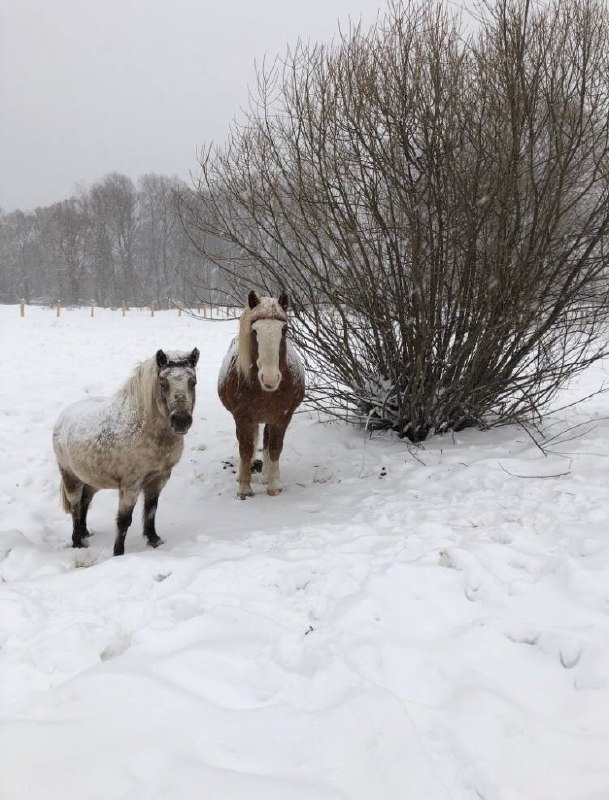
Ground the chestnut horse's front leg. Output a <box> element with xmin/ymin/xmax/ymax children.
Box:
<box><xmin>263</xmin><ymin>421</ymin><xmax>289</xmax><ymax>496</ymax></box>
<box><xmin>235</xmin><ymin>421</ymin><xmax>256</xmax><ymax>499</ymax></box>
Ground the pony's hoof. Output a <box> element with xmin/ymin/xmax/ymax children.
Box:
<box><xmin>267</xmin><ymin>487</ymin><xmax>282</xmax><ymax>497</ymax></box>
<box><xmin>72</xmin><ymin>540</ymin><xmax>87</xmax><ymax>549</ymax></box>
<box><xmin>147</xmin><ymin>535</ymin><xmax>164</xmax><ymax>549</ymax></box>
<box><xmin>251</xmin><ymin>459</ymin><xmax>263</xmax><ymax>474</ymax></box>
<box><xmin>238</xmin><ymin>491</ymin><xmax>254</xmax><ymax>500</ymax></box>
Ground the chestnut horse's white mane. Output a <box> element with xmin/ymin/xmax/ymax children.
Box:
<box><xmin>237</xmin><ymin>297</ymin><xmax>287</xmax><ymax>381</ymax></box>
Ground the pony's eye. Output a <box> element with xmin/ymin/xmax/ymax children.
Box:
<box><xmin>160</xmin><ymin>377</ymin><xmax>169</xmax><ymax>389</ymax></box>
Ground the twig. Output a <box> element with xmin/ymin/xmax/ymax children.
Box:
<box><xmin>497</xmin><ymin>460</ymin><xmax>572</xmax><ymax>479</ymax></box>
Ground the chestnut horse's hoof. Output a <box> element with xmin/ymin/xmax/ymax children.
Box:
<box><xmin>267</xmin><ymin>487</ymin><xmax>282</xmax><ymax>497</ymax></box>
<box><xmin>238</xmin><ymin>491</ymin><xmax>254</xmax><ymax>500</ymax></box>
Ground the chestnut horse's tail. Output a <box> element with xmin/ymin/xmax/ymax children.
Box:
<box><xmin>60</xmin><ymin>479</ymin><xmax>71</xmax><ymax>514</ymax></box>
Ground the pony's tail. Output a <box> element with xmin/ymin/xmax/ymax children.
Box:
<box><xmin>60</xmin><ymin>480</ymin><xmax>71</xmax><ymax>514</ymax></box>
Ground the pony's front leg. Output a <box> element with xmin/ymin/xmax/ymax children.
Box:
<box><xmin>142</xmin><ymin>473</ymin><xmax>170</xmax><ymax>548</ymax></box>
<box><xmin>236</xmin><ymin>421</ymin><xmax>256</xmax><ymax>499</ymax></box>
<box><xmin>114</xmin><ymin>486</ymin><xmax>139</xmax><ymax>556</ymax></box>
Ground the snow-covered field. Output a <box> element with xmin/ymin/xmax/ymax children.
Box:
<box><xmin>1</xmin><ymin>304</ymin><xmax>608</xmax><ymax>800</ymax></box>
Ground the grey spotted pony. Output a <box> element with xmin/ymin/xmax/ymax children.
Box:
<box><xmin>53</xmin><ymin>348</ymin><xmax>199</xmax><ymax>555</ymax></box>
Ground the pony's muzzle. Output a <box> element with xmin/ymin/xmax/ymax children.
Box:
<box><xmin>170</xmin><ymin>410</ymin><xmax>192</xmax><ymax>434</ymax></box>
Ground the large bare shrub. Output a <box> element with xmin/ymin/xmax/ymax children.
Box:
<box><xmin>180</xmin><ymin>0</ymin><xmax>609</xmax><ymax>441</ymax></box>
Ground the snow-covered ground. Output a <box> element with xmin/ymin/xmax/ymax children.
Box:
<box><xmin>1</xmin><ymin>304</ymin><xmax>608</xmax><ymax>800</ymax></box>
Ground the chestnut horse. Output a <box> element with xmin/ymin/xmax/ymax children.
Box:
<box><xmin>218</xmin><ymin>291</ymin><xmax>305</xmax><ymax>498</ymax></box>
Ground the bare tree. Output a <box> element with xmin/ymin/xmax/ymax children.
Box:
<box><xmin>181</xmin><ymin>0</ymin><xmax>609</xmax><ymax>441</ymax></box>
<box><xmin>51</xmin><ymin>196</ymin><xmax>93</xmax><ymax>304</ymax></box>
<box><xmin>0</xmin><ymin>210</ymin><xmax>37</xmax><ymax>303</ymax></box>
<box><xmin>89</xmin><ymin>174</ymin><xmax>141</xmax><ymax>304</ymax></box>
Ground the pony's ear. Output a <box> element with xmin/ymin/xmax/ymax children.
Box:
<box><xmin>278</xmin><ymin>290</ymin><xmax>289</xmax><ymax>312</ymax></box>
<box><xmin>156</xmin><ymin>349</ymin><xmax>168</xmax><ymax>369</ymax></box>
<box><xmin>189</xmin><ymin>348</ymin><xmax>200</xmax><ymax>368</ymax></box>
<box><xmin>248</xmin><ymin>291</ymin><xmax>260</xmax><ymax>309</ymax></box>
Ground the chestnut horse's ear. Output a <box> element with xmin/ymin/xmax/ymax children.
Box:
<box><xmin>156</xmin><ymin>349</ymin><xmax>168</xmax><ymax>369</ymax></box>
<box><xmin>248</xmin><ymin>290</ymin><xmax>260</xmax><ymax>309</ymax></box>
<box><xmin>278</xmin><ymin>290</ymin><xmax>289</xmax><ymax>312</ymax></box>
<box><xmin>189</xmin><ymin>348</ymin><xmax>200</xmax><ymax>368</ymax></box>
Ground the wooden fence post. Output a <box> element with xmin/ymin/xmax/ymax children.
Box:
<box><xmin>56</xmin><ymin>301</ymin><xmax>61</xmax><ymax>318</ymax></box>
<box><xmin>150</xmin><ymin>301</ymin><xmax>155</xmax><ymax>317</ymax></box>
<box><xmin>90</xmin><ymin>298</ymin><xmax>95</xmax><ymax>317</ymax></box>
<box><xmin>19</xmin><ymin>299</ymin><xmax>25</xmax><ymax>317</ymax></box>
<box><xmin>121</xmin><ymin>301</ymin><xmax>126</xmax><ymax>317</ymax></box>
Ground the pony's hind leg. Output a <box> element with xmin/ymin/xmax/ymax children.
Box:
<box><xmin>114</xmin><ymin>486</ymin><xmax>139</xmax><ymax>556</ymax></box>
<box><xmin>79</xmin><ymin>484</ymin><xmax>97</xmax><ymax>539</ymax></box>
<box><xmin>142</xmin><ymin>473</ymin><xmax>170</xmax><ymax>549</ymax></box>
<box><xmin>59</xmin><ymin>467</ymin><xmax>88</xmax><ymax>548</ymax></box>
<box><xmin>235</xmin><ymin>421</ymin><xmax>256</xmax><ymax>499</ymax></box>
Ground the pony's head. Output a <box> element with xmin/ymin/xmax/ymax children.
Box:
<box><xmin>238</xmin><ymin>290</ymin><xmax>289</xmax><ymax>392</ymax></box>
<box><xmin>155</xmin><ymin>348</ymin><xmax>199</xmax><ymax>434</ymax></box>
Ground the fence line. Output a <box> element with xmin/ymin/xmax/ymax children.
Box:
<box><xmin>15</xmin><ymin>302</ymin><xmax>240</xmax><ymax>320</ymax></box>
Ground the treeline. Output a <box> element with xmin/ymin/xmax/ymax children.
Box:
<box><xmin>0</xmin><ymin>172</ymin><xmax>228</xmax><ymax>308</ymax></box>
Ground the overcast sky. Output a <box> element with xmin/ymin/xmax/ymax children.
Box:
<box><xmin>0</xmin><ymin>0</ymin><xmax>394</xmax><ymax>211</ymax></box>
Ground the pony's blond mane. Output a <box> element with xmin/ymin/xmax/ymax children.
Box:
<box><xmin>118</xmin><ymin>357</ymin><xmax>160</xmax><ymax>423</ymax></box>
<box><xmin>237</xmin><ymin>297</ymin><xmax>288</xmax><ymax>381</ymax></box>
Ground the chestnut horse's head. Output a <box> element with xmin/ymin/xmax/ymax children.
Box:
<box><xmin>238</xmin><ymin>290</ymin><xmax>289</xmax><ymax>392</ymax></box>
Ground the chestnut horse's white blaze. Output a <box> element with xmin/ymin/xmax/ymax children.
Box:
<box><xmin>252</xmin><ymin>318</ymin><xmax>286</xmax><ymax>391</ymax></box>
<box><xmin>53</xmin><ymin>348</ymin><xmax>199</xmax><ymax>556</ymax></box>
<box><xmin>218</xmin><ymin>290</ymin><xmax>305</xmax><ymax>499</ymax></box>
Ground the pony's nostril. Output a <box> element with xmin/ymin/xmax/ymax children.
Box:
<box><xmin>170</xmin><ymin>411</ymin><xmax>192</xmax><ymax>431</ymax></box>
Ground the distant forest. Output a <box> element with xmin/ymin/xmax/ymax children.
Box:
<box><xmin>0</xmin><ymin>172</ymin><xmax>226</xmax><ymax>308</ymax></box>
